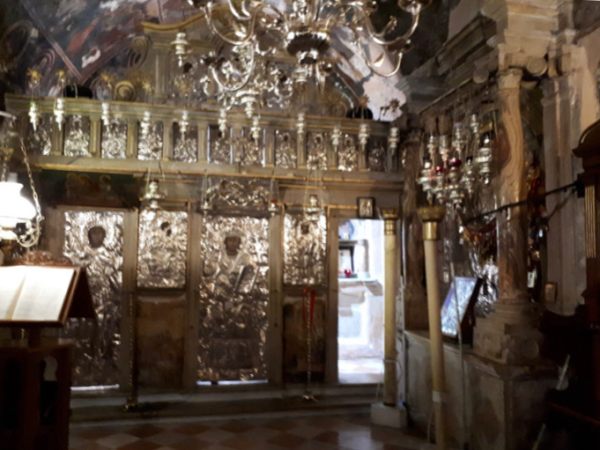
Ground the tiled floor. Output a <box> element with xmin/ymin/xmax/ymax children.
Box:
<box><xmin>70</xmin><ymin>413</ymin><xmax>427</xmax><ymax>450</ymax></box>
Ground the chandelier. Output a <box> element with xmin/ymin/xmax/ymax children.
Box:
<box><xmin>0</xmin><ymin>112</ymin><xmax>43</xmax><ymax>248</ymax></box>
<box><xmin>417</xmin><ymin>113</ymin><xmax>494</xmax><ymax>209</ymax></box>
<box><xmin>183</xmin><ymin>0</ymin><xmax>431</xmax><ymax>81</ymax></box>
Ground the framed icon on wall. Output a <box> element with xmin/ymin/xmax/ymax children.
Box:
<box><xmin>357</xmin><ymin>197</ymin><xmax>375</xmax><ymax>218</ymax></box>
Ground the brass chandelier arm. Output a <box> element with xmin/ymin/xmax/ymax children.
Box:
<box><xmin>209</xmin><ymin>45</ymin><xmax>257</xmax><ymax>93</ymax></box>
<box><xmin>205</xmin><ymin>2</ymin><xmax>260</xmax><ymax>46</ymax></box>
<box><xmin>226</xmin><ymin>0</ymin><xmax>252</xmax><ymax>20</ymax></box>
<box><xmin>352</xmin><ymin>4</ymin><xmax>421</xmax><ymax>48</ymax></box>
<box><xmin>368</xmin><ymin>52</ymin><xmax>403</xmax><ymax>78</ymax></box>
<box><xmin>352</xmin><ymin>31</ymin><xmax>404</xmax><ymax>78</ymax></box>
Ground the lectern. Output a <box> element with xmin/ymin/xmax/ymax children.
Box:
<box><xmin>0</xmin><ymin>265</ymin><xmax>94</xmax><ymax>450</ymax></box>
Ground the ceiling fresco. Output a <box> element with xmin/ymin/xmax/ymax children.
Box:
<box><xmin>0</xmin><ymin>0</ymin><xmax>459</xmax><ymax>116</ymax></box>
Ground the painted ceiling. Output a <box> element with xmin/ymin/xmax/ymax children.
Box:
<box><xmin>0</xmin><ymin>0</ymin><xmax>455</xmax><ymax>118</ymax></box>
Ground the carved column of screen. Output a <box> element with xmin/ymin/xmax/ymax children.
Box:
<box><xmin>64</xmin><ymin>115</ymin><xmax>91</xmax><ymax>157</ymax></box>
<box><xmin>283</xmin><ymin>212</ymin><xmax>327</xmax><ymax>286</ymax></box>
<box><xmin>198</xmin><ymin>216</ymin><xmax>269</xmax><ymax>381</ymax></box>
<box><xmin>138</xmin><ymin>121</ymin><xmax>163</xmax><ymax>160</ymax></box>
<box><xmin>62</xmin><ymin>210</ymin><xmax>124</xmax><ymax>387</ymax></box>
<box><xmin>275</xmin><ymin>130</ymin><xmax>297</xmax><ymax>169</ymax></box>
<box><xmin>137</xmin><ymin>210</ymin><xmax>188</xmax><ymax>288</ymax></box>
<box><xmin>26</xmin><ymin>114</ymin><xmax>53</xmax><ymax>156</ymax></box>
<box><xmin>101</xmin><ymin>119</ymin><xmax>128</xmax><ymax>159</ymax></box>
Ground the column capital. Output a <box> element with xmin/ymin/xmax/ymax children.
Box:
<box><xmin>497</xmin><ymin>68</ymin><xmax>523</xmax><ymax>90</ymax></box>
<box><xmin>381</xmin><ymin>208</ymin><xmax>399</xmax><ymax>235</ymax></box>
<box><xmin>417</xmin><ymin>205</ymin><xmax>445</xmax><ymax>241</ymax></box>
<box><xmin>417</xmin><ymin>205</ymin><xmax>445</xmax><ymax>223</ymax></box>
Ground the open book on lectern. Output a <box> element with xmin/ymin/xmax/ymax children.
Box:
<box><xmin>0</xmin><ymin>265</ymin><xmax>94</xmax><ymax>326</ymax></box>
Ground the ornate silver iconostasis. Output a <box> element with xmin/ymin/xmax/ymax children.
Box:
<box><xmin>49</xmin><ymin>174</ymin><xmax>400</xmax><ymax>391</ymax></box>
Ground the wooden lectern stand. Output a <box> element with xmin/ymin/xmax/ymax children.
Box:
<box><xmin>0</xmin><ymin>265</ymin><xmax>94</xmax><ymax>450</ymax></box>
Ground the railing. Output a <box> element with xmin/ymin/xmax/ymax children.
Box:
<box><xmin>6</xmin><ymin>95</ymin><xmax>402</xmax><ymax>184</ymax></box>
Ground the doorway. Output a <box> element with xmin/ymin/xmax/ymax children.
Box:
<box><xmin>337</xmin><ymin>219</ymin><xmax>384</xmax><ymax>384</ymax></box>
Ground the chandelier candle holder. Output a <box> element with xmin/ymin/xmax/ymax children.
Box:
<box><xmin>418</xmin><ymin>113</ymin><xmax>494</xmax><ymax>208</ymax></box>
<box><xmin>179</xmin><ymin>110</ymin><xmax>190</xmax><ymax>137</ymax></box>
<box><xmin>53</xmin><ymin>98</ymin><xmax>65</xmax><ymax>131</ymax></box>
<box><xmin>28</xmin><ymin>101</ymin><xmax>39</xmax><ymax>132</ymax></box>
<box><xmin>101</xmin><ymin>102</ymin><xmax>111</xmax><ymax>128</ymax></box>
<box><xmin>0</xmin><ymin>113</ymin><xmax>43</xmax><ymax>248</ymax></box>
<box><xmin>186</xmin><ymin>0</ymin><xmax>432</xmax><ymax>80</ymax></box>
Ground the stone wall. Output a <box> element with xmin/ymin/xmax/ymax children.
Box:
<box><xmin>405</xmin><ymin>331</ymin><xmax>555</xmax><ymax>450</ymax></box>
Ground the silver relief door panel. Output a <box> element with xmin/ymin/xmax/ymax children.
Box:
<box><xmin>62</xmin><ymin>210</ymin><xmax>124</xmax><ymax>387</ymax></box>
<box><xmin>197</xmin><ymin>216</ymin><xmax>269</xmax><ymax>382</ymax></box>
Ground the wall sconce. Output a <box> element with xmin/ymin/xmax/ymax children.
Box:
<box><xmin>0</xmin><ymin>112</ymin><xmax>43</xmax><ymax>248</ymax></box>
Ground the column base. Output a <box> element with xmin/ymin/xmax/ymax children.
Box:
<box><xmin>473</xmin><ymin>303</ymin><xmax>542</xmax><ymax>365</ymax></box>
<box><xmin>370</xmin><ymin>402</ymin><xmax>407</xmax><ymax>428</ymax></box>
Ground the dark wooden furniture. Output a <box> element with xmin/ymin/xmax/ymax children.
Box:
<box><xmin>573</xmin><ymin>119</ymin><xmax>600</xmax><ymax>419</ymax></box>
<box><xmin>535</xmin><ymin>119</ymin><xmax>600</xmax><ymax>449</ymax></box>
<box><xmin>0</xmin><ymin>265</ymin><xmax>94</xmax><ymax>450</ymax></box>
<box><xmin>0</xmin><ymin>344</ymin><xmax>71</xmax><ymax>450</ymax></box>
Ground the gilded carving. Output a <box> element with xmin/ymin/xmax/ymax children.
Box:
<box><xmin>137</xmin><ymin>209</ymin><xmax>188</xmax><ymax>289</ymax></box>
<box><xmin>337</xmin><ymin>134</ymin><xmax>358</xmax><ymax>171</ymax></box>
<box><xmin>101</xmin><ymin>119</ymin><xmax>127</xmax><ymax>159</ymax></box>
<box><xmin>208</xmin><ymin>125</ymin><xmax>232</xmax><ymax>164</ymax></box>
<box><xmin>62</xmin><ymin>210</ymin><xmax>124</xmax><ymax>387</ymax></box>
<box><xmin>27</xmin><ymin>113</ymin><xmax>52</xmax><ymax>156</ymax></box>
<box><xmin>173</xmin><ymin>123</ymin><xmax>198</xmax><ymax>163</ymax></box>
<box><xmin>275</xmin><ymin>130</ymin><xmax>297</xmax><ymax>169</ymax></box>
<box><xmin>204</xmin><ymin>177</ymin><xmax>270</xmax><ymax>212</ymax></box>
<box><xmin>283</xmin><ymin>212</ymin><xmax>327</xmax><ymax>286</ymax></box>
<box><xmin>64</xmin><ymin>115</ymin><xmax>91</xmax><ymax>157</ymax></box>
<box><xmin>137</xmin><ymin>121</ymin><xmax>163</xmax><ymax>160</ymax></box>
<box><xmin>198</xmin><ymin>216</ymin><xmax>269</xmax><ymax>381</ymax></box>
<box><xmin>307</xmin><ymin>132</ymin><xmax>328</xmax><ymax>170</ymax></box>
<box><xmin>367</xmin><ymin>138</ymin><xmax>386</xmax><ymax>171</ymax></box>
<box><xmin>236</xmin><ymin>130</ymin><xmax>264</xmax><ymax>167</ymax></box>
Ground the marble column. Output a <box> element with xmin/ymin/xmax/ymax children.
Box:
<box><xmin>371</xmin><ymin>209</ymin><xmax>406</xmax><ymax>428</ymax></box>
<box><xmin>383</xmin><ymin>209</ymin><xmax>399</xmax><ymax>407</ymax></box>
<box><xmin>418</xmin><ymin>205</ymin><xmax>447</xmax><ymax>450</ymax></box>
<box><xmin>473</xmin><ymin>69</ymin><xmax>542</xmax><ymax>364</ymax></box>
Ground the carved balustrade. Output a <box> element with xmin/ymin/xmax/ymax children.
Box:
<box><xmin>6</xmin><ymin>95</ymin><xmax>399</xmax><ymax>180</ymax></box>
